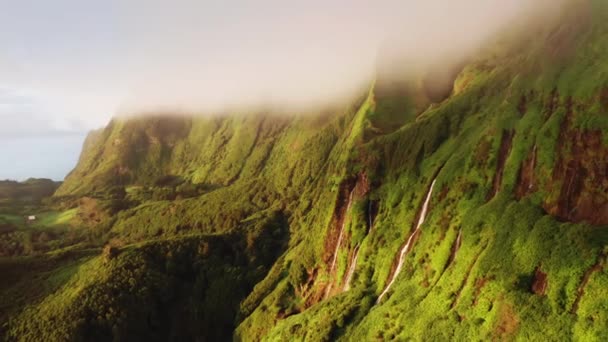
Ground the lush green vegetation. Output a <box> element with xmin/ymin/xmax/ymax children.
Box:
<box><xmin>6</xmin><ymin>226</ymin><xmax>288</xmax><ymax>341</ymax></box>
<box><xmin>3</xmin><ymin>0</ymin><xmax>608</xmax><ymax>340</ymax></box>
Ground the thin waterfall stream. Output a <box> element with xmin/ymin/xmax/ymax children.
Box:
<box><xmin>324</xmin><ymin>190</ymin><xmax>355</xmax><ymax>298</ymax></box>
<box><xmin>376</xmin><ymin>179</ymin><xmax>437</xmax><ymax>303</ymax></box>
<box><xmin>343</xmin><ymin>244</ymin><xmax>360</xmax><ymax>291</ymax></box>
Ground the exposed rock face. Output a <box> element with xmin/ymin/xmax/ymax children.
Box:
<box><xmin>531</xmin><ymin>267</ymin><xmax>548</xmax><ymax>296</ymax></box>
<box><xmin>322</xmin><ymin>179</ymin><xmax>357</xmax><ymax>267</ymax></box>
<box><xmin>493</xmin><ymin>304</ymin><xmax>520</xmax><ymax>341</ymax></box>
<box><xmin>515</xmin><ymin>145</ymin><xmax>537</xmax><ymax>199</ymax></box>
<box><xmin>322</xmin><ymin>172</ymin><xmax>372</xmax><ymax>299</ymax></box>
<box><xmin>102</xmin><ymin>244</ymin><xmax>119</xmax><ymax>261</ymax></box>
<box><xmin>77</xmin><ymin>197</ymin><xmax>109</xmax><ymax>225</ymax></box>
<box><xmin>353</xmin><ymin>172</ymin><xmax>371</xmax><ymax>199</ymax></box>
<box><xmin>543</xmin><ymin>97</ymin><xmax>608</xmax><ymax>225</ymax></box>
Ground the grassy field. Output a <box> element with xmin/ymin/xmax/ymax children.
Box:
<box><xmin>32</xmin><ymin>209</ymin><xmax>77</xmax><ymax>228</ymax></box>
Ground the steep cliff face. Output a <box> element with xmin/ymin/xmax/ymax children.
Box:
<box><xmin>10</xmin><ymin>0</ymin><xmax>608</xmax><ymax>341</ymax></box>
<box><xmin>242</xmin><ymin>2</ymin><xmax>608</xmax><ymax>339</ymax></box>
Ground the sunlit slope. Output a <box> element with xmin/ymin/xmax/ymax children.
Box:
<box><xmin>56</xmin><ymin>107</ymin><xmax>365</xmax><ymax>197</ymax></box>
<box><xmin>238</xmin><ymin>2</ymin><xmax>608</xmax><ymax>340</ymax></box>
<box><xmin>19</xmin><ymin>0</ymin><xmax>608</xmax><ymax>340</ymax></box>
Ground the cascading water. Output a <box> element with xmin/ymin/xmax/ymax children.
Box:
<box><xmin>376</xmin><ymin>179</ymin><xmax>437</xmax><ymax>304</ymax></box>
<box><xmin>324</xmin><ymin>190</ymin><xmax>354</xmax><ymax>298</ymax></box>
<box><xmin>343</xmin><ymin>245</ymin><xmax>360</xmax><ymax>291</ymax></box>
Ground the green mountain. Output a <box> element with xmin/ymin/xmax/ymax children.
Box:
<box><xmin>3</xmin><ymin>0</ymin><xmax>608</xmax><ymax>340</ymax></box>
<box><xmin>0</xmin><ymin>178</ymin><xmax>60</xmax><ymax>202</ymax></box>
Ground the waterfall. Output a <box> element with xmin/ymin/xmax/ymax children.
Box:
<box><xmin>342</xmin><ymin>199</ymin><xmax>371</xmax><ymax>292</ymax></box>
<box><xmin>328</xmin><ymin>190</ymin><xmax>354</xmax><ymax>273</ymax></box>
<box><xmin>343</xmin><ymin>245</ymin><xmax>360</xmax><ymax>291</ymax></box>
<box><xmin>376</xmin><ymin>179</ymin><xmax>437</xmax><ymax>304</ymax></box>
<box><xmin>324</xmin><ymin>190</ymin><xmax>354</xmax><ymax>298</ymax></box>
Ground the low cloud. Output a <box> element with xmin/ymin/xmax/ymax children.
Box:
<box><xmin>0</xmin><ymin>0</ymin><xmax>569</xmax><ymax>180</ymax></box>
<box><xmin>0</xmin><ymin>0</ymin><xmax>568</xmax><ymax>126</ymax></box>
<box><xmin>0</xmin><ymin>86</ymin><xmax>89</xmax><ymax>138</ymax></box>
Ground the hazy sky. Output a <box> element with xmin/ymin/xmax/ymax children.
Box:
<box><xmin>0</xmin><ymin>0</ymin><xmax>563</xmax><ymax>180</ymax></box>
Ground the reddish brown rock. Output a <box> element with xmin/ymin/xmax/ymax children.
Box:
<box><xmin>543</xmin><ymin>96</ymin><xmax>608</xmax><ymax>225</ymax></box>
<box><xmin>515</xmin><ymin>145</ymin><xmax>537</xmax><ymax>199</ymax></box>
<box><xmin>531</xmin><ymin>267</ymin><xmax>548</xmax><ymax>296</ymax></box>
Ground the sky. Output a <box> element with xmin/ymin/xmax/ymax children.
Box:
<box><xmin>0</xmin><ymin>0</ymin><xmax>563</xmax><ymax>181</ymax></box>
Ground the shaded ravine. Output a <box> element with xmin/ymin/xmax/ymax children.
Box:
<box><xmin>516</xmin><ymin>144</ymin><xmax>538</xmax><ymax>199</ymax></box>
<box><xmin>324</xmin><ymin>190</ymin><xmax>355</xmax><ymax>299</ymax></box>
<box><xmin>366</xmin><ymin>200</ymin><xmax>380</xmax><ymax>234</ymax></box>
<box><xmin>487</xmin><ymin>130</ymin><xmax>514</xmax><ymax>201</ymax></box>
<box><xmin>448</xmin><ymin>229</ymin><xmax>463</xmax><ymax>268</ymax></box>
<box><xmin>528</xmin><ymin>144</ymin><xmax>537</xmax><ymax>190</ymax></box>
<box><xmin>376</xmin><ymin>178</ymin><xmax>437</xmax><ymax>304</ymax></box>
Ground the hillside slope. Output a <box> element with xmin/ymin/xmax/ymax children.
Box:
<box><xmin>5</xmin><ymin>0</ymin><xmax>608</xmax><ymax>340</ymax></box>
